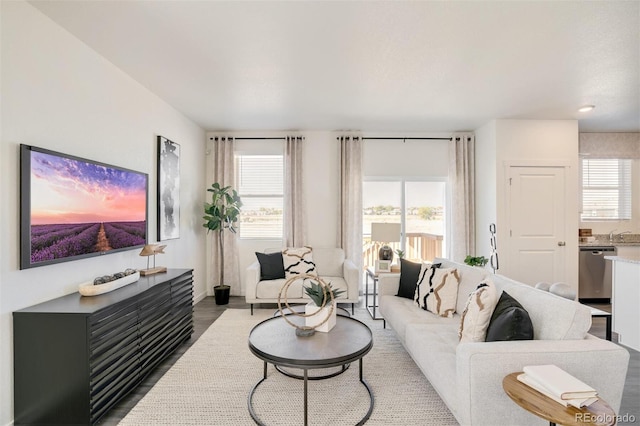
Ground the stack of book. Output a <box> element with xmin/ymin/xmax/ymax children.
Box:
<box><xmin>517</xmin><ymin>364</ymin><xmax>598</xmax><ymax>408</ymax></box>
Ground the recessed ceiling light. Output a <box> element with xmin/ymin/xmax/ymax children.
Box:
<box><xmin>578</xmin><ymin>105</ymin><xmax>595</xmax><ymax>113</ymax></box>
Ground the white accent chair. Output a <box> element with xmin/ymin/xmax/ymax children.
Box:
<box><xmin>245</xmin><ymin>247</ymin><xmax>360</xmax><ymax>315</ymax></box>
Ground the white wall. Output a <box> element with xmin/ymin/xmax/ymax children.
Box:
<box><xmin>490</xmin><ymin>119</ymin><xmax>579</xmax><ymax>290</ymax></box>
<box><xmin>474</xmin><ymin>121</ymin><xmax>497</xmax><ymax>258</ymax></box>
<box><xmin>1</xmin><ymin>2</ymin><xmax>206</xmax><ymax>424</ymax></box>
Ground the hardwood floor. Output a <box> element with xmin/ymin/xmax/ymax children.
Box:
<box><xmin>98</xmin><ymin>297</ymin><xmax>640</xmax><ymax>425</ymax></box>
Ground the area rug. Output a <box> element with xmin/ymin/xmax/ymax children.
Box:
<box><xmin>118</xmin><ymin>308</ymin><xmax>458</xmax><ymax>425</ymax></box>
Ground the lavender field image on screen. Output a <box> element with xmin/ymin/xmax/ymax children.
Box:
<box><xmin>22</xmin><ymin>145</ymin><xmax>148</xmax><ymax>268</ymax></box>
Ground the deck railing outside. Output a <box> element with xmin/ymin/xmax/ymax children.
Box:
<box><xmin>362</xmin><ymin>232</ymin><xmax>443</xmax><ymax>270</ymax></box>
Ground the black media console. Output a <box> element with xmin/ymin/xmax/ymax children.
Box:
<box><xmin>13</xmin><ymin>269</ymin><xmax>194</xmax><ymax>425</ymax></box>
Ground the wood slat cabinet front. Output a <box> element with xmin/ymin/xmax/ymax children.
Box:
<box><xmin>13</xmin><ymin>269</ymin><xmax>194</xmax><ymax>425</ymax></box>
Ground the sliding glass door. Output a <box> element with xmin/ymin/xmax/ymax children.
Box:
<box><xmin>363</xmin><ymin>179</ymin><xmax>446</xmax><ymax>270</ymax></box>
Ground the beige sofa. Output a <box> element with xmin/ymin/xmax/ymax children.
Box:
<box><xmin>245</xmin><ymin>247</ymin><xmax>360</xmax><ymax>314</ymax></box>
<box><xmin>378</xmin><ymin>258</ymin><xmax>630</xmax><ymax>426</ymax></box>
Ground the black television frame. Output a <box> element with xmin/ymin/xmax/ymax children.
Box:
<box><xmin>20</xmin><ymin>144</ymin><xmax>149</xmax><ymax>269</ymax></box>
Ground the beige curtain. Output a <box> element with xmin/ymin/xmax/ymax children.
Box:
<box><xmin>338</xmin><ymin>135</ymin><xmax>363</xmax><ymax>287</ymax></box>
<box><xmin>283</xmin><ymin>136</ymin><xmax>306</xmax><ymax>247</ymax></box>
<box><xmin>449</xmin><ymin>133</ymin><xmax>475</xmax><ymax>262</ymax></box>
<box><xmin>210</xmin><ymin>136</ymin><xmax>242</xmax><ymax>295</ymax></box>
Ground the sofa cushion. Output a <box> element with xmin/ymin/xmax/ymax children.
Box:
<box><xmin>458</xmin><ymin>279</ymin><xmax>498</xmax><ymax>342</ymax></box>
<box><xmin>485</xmin><ymin>291</ymin><xmax>534</xmax><ymax>341</ymax></box>
<box><xmin>256</xmin><ymin>278</ymin><xmax>304</xmax><ymax>299</ymax></box>
<box><xmin>491</xmin><ymin>274</ymin><xmax>591</xmax><ymax>340</ymax></box>
<box><xmin>454</xmin><ymin>265</ymin><xmax>490</xmax><ymax>314</ymax></box>
<box><xmin>282</xmin><ymin>246</ymin><xmax>318</xmax><ymax>278</ymax></box>
<box><xmin>404</xmin><ymin>323</ymin><xmax>460</xmax><ymax>416</ymax></box>
<box><xmin>311</xmin><ymin>248</ymin><xmax>345</xmax><ymax>277</ymax></box>
<box><xmin>255</xmin><ymin>252</ymin><xmax>285</xmax><ymax>280</ymax></box>
<box><xmin>396</xmin><ymin>259</ymin><xmax>424</xmax><ymax>299</ymax></box>
<box><xmin>416</xmin><ymin>267</ymin><xmax>460</xmax><ymax>318</ymax></box>
<box><xmin>378</xmin><ymin>294</ymin><xmax>459</xmax><ymax>343</ymax></box>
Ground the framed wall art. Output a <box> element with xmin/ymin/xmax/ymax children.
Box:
<box><xmin>375</xmin><ymin>259</ymin><xmax>391</xmax><ymax>273</ymax></box>
<box><xmin>157</xmin><ymin>136</ymin><xmax>180</xmax><ymax>240</ymax></box>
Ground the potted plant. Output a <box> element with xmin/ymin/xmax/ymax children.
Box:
<box><xmin>464</xmin><ymin>255</ymin><xmax>488</xmax><ymax>268</ymax></box>
<box><xmin>203</xmin><ymin>182</ymin><xmax>242</xmax><ymax>305</ymax></box>
<box><xmin>395</xmin><ymin>249</ymin><xmax>406</xmax><ymax>260</ymax></box>
<box><xmin>303</xmin><ymin>280</ymin><xmax>345</xmax><ymax>332</ymax></box>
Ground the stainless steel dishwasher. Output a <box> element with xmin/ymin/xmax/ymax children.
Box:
<box><xmin>579</xmin><ymin>246</ymin><xmax>616</xmax><ymax>302</ymax></box>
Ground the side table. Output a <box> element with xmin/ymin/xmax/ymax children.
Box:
<box><xmin>365</xmin><ymin>267</ymin><xmax>384</xmax><ymax>320</ymax></box>
<box><xmin>502</xmin><ymin>372</ymin><xmax>616</xmax><ymax>426</ymax></box>
<box><xmin>589</xmin><ymin>307</ymin><xmax>612</xmax><ymax>341</ymax></box>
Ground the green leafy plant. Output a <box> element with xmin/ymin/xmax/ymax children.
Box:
<box><xmin>395</xmin><ymin>249</ymin><xmax>406</xmax><ymax>259</ymax></box>
<box><xmin>304</xmin><ymin>280</ymin><xmax>345</xmax><ymax>307</ymax></box>
<box><xmin>464</xmin><ymin>255</ymin><xmax>488</xmax><ymax>267</ymax></box>
<box><xmin>203</xmin><ymin>182</ymin><xmax>242</xmax><ymax>290</ymax></box>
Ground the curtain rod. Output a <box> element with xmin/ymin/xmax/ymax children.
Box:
<box><xmin>210</xmin><ymin>136</ymin><xmax>455</xmax><ymax>141</ymax></box>
<box><xmin>209</xmin><ymin>137</ymin><xmax>288</xmax><ymax>140</ymax></box>
<box><xmin>335</xmin><ymin>136</ymin><xmax>453</xmax><ymax>141</ymax></box>
<box><xmin>361</xmin><ymin>137</ymin><xmax>452</xmax><ymax>141</ymax></box>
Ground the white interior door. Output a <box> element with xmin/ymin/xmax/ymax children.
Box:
<box><xmin>507</xmin><ymin>166</ymin><xmax>567</xmax><ymax>286</ymax></box>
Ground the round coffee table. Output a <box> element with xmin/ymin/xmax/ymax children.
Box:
<box><xmin>273</xmin><ymin>304</ymin><xmax>352</xmax><ymax>379</ymax></box>
<box><xmin>248</xmin><ymin>315</ymin><xmax>374</xmax><ymax>426</ymax></box>
<box><xmin>503</xmin><ymin>372</ymin><xmax>616</xmax><ymax>426</ymax></box>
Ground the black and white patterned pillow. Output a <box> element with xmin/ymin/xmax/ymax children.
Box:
<box><xmin>282</xmin><ymin>246</ymin><xmax>318</xmax><ymax>278</ymax></box>
<box><xmin>414</xmin><ymin>264</ymin><xmax>459</xmax><ymax>318</ymax></box>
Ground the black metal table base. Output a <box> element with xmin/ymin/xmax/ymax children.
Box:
<box><xmin>248</xmin><ymin>359</ymin><xmax>374</xmax><ymax>426</ymax></box>
<box><xmin>275</xmin><ymin>363</ymin><xmax>350</xmax><ymax>380</ymax></box>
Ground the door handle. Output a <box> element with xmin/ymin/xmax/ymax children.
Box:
<box><xmin>557</xmin><ymin>241</ymin><xmax>566</xmax><ymax>246</ymax></box>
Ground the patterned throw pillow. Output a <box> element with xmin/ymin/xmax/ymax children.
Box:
<box><xmin>458</xmin><ymin>280</ymin><xmax>499</xmax><ymax>342</ymax></box>
<box><xmin>415</xmin><ymin>265</ymin><xmax>460</xmax><ymax>318</ymax></box>
<box><xmin>414</xmin><ymin>263</ymin><xmax>439</xmax><ymax>307</ymax></box>
<box><xmin>282</xmin><ymin>246</ymin><xmax>318</xmax><ymax>278</ymax></box>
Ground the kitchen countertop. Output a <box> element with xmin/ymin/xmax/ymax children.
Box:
<box><xmin>579</xmin><ymin>233</ymin><xmax>640</xmax><ymax>247</ymax></box>
<box><xmin>604</xmin><ymin>255</ymin><xmax>640</xmax><ymax>265</ymax></box>
<box><xmin>580</xmin><ymin>242</ymin><xmax>640</xmax><ymax>247</ymax></box>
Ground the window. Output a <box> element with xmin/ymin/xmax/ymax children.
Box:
<box><xmin>581</xmin><ymin>158</ymin><xmax>632</xmax><ymax>221</ymax></box>
<box><xmin>363</xmin><ymin>179</ymin><xmax>446</xmax><ymax>268</ymax></box>
<box><xmin>235</xmin><ymin>154</ymin><xmax>284</xmax><ymax>239</ymax></box>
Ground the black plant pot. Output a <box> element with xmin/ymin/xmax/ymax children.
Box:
<box><xmin>214</xmin><ymin>285</ymin><xmax>230</xmax><ymax>305</ymax></box>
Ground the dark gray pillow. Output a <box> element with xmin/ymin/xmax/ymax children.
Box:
<box><xmin>395</xmin><ymin>259</ymin><xmax>422</xmax><ymax>299</ymax></box>
<box><xmin>485</xmin><ymin>291</ymin><xmax>534</xmax><ymax>341</ymax></box>
<box><xmin>255</xmin><ymin>252</ymin><xmax>285</xmax><ymax>280</ymax></box>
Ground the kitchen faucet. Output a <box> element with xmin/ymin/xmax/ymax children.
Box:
<box><xmin>609</xmin><ymin>229</ymin><xmax>617</xmax><ymax>242</ymax></box>
<box><xmin>618</xmin><ymin>231</ymin><xmax>632</xmax><ymax>242</ymax></box>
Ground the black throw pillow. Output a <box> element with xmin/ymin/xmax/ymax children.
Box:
<box><xmin>255</xmin><ymin>252</ymin><xmax>285</xmax><ymax>280</ymax></box>
<box><xmin>485</xmin><ymin>291</ymin><xmax>534</xmax><ymax>341</ymax></box>
<box><xmin>396</xmin><ymin>259</ymin><xmax>423</xmax><ymax>299</ymax></box>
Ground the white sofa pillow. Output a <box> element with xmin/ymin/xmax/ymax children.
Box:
<box><xmin>416</xmin><ymin>265</ymin><xmax>460</xmax><ymax>318</ymax></box>
<box><xmin>458</xmin><ymin>279</ymin><xmax>499</xmax><ymax>342</ymax></box>
<box><xmin>282</xmin><ymin>246</ymin><xmax>318</xmax><ymax>278</ymax></box>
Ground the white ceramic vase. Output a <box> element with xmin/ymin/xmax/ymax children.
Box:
<box><xmin>305</xmin><ymin>302</ymin><xmax>337</xmax><ymax>332</ymax></box>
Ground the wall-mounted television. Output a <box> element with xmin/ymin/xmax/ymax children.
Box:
<box><xmin>20</xmin><ymin>144</ymin><xmax>148</xmax><ymax>269</ymax></box>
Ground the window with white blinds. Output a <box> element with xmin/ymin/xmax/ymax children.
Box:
<box><xmin>235</xmin><ymin>154</ymin><xmax>284</xmax><ymax>239</ymax></box>
<box><xmin>581</xmin><ymin>158</ymin><xmax>632</xmax><ymax>221</ymax></box>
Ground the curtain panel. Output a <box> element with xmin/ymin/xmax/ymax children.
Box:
<box><xmin>449</xmin><ymin>134</ymin><xmax>475</xmax><ymax>263</ymax></box>
<box><xmin>209</xmin><ymin>136</ymin><xmax>242</xmax><ymax>296</ymax></box>
<box><xmin>338</xmin><ymin>135</ymin><xmax>363</xmax><ymax>287</ymax></box>
<box><xmin>283</xmin><ymin>136</ymin><xmax>306</xmax><ymax>247</ymax></box>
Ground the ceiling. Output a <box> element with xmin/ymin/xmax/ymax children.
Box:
<box><xmin>30</xmin><ymin>1</ymin><xmax>640</xmax><ymax>133</ymax></box>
